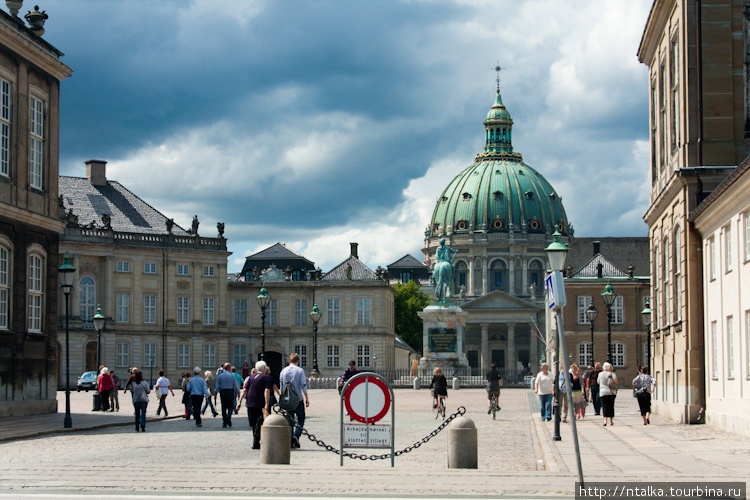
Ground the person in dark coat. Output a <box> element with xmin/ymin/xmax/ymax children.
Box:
<box><xmin>429</xmin><ymin>367</ymin><xmax>447</xmax><ymax>408</ymax></box>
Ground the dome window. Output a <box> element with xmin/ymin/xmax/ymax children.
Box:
<box><xmin>529</xmin><ymin>218</ymin><xmax>542</xmax><ymax>231</ymax></box>
<box><xmin>462</xmin><ymin>192</ymin><xmax>472</xmax><ymax>200</ymax></box>
<box><xmin>491</xmin><ymin>217</ymin><xmax>505</xmax><ymax>230</ymax></box>
<box><xmin>495</xmin><ymin>170</ymin><xmax>501</xmax><ymax>174</ymax></box>
<box><xmin>525</xmin><ymin>191</ymin><xmax>534</xmax><ymax>200</ymax></box>
<box><xmin>433</xmin><ymin>223</ymin><xmax>440</xmax><ymax>233</ymax></box>
<box><xmin>518</xmin><ymin>170</ymin><xmax>525</xmax><ymax>176</ymax></box>
<box><xmin>549</xmin><ymin>192</ymin><xmax>557</xmax><ymax>201</ymax></box>
<box><xmin>456</xmin><ymin>220</ymin><xmax>469</xmax><ymax>231</ymax></box>
<box><xmin>441</xmin><ymin>196</ymin><xmax>448</xmax><ymax>203</ymax></box>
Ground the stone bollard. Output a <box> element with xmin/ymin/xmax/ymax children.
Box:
<box><xmin>447</xmin><ymin>416</ymin><xmax>477</xmax><ymax>469</ymax></box>
<box><xmin>260</xmin><ymin>414</ymin><xmax>291</xmax><ymax>464</ymax></box>
<box><xmin>452</xmin><ymin>377</ymin><xmax>460</xmax><ymax>390</ymax></box>
<box><xmin>413</xmin><ymin>377</ymin><xmax>421</xmax><ymax>390</ymax></box>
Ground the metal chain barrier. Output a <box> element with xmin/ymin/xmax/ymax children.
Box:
<box><xmin>273</xmin><ymin>405</ymin><xmax>466</xmax><ymax>461</ymax></box>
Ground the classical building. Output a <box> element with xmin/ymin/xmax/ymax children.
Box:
<box><xmin>422</xmin><ymin>87</ymin><xmax>572</xmax><ymax>374</ymax></box>
<box><xmin>58</xmin><ymin>160</ymin><xmax>230</xmax><ymax>386</ymax></box>
<box><xmin>0</xmin><ymin>8</ymin><xmax>72</xmax><ymax>416</ymax></box>
<box><xmin>228</xmin><ymin>242</ymin><xmax>396</xmax><ymax>380</ymax></box>
<box><xmin>638</xmin><ymin>0</ymin><xmax>750</xmax><ymax>426</ymax></box>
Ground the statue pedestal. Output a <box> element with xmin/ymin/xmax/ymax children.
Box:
<box><xmin>418</xmin><ymin>304</ymin><xmax>469</xmax><ymax>375</ymax></box>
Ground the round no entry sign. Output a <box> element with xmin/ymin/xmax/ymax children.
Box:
<box><xmin>343</xmin><ymin>375</ymin><xmax>391</xmax><ymax>424</ymax></box>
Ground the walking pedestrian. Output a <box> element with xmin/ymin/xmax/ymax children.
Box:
<box><xmin>201</xmin><ymin>370</ymin><xmax>219</xmax><ymax>417</ymax></box>
<box><xmin>181</xmin><ymin>371</ymin><xmax>193</xmax><ymax>419</ymax></box>
<box><xmin>231</xmin><ymin>366</ymin><xmax>244</xmax><ymax>414</ymax></box>
<box><xmin>279</xmin><ymin>353</ymin><xmax>309</xmax><ymax>449</ymax></box>
<box><xmin>129</xmin><ymin>369</ymin><xmax>150</xmax><ymax>432</ymax></box>
<box><xmin>570</xmin><ymin>363</ymin><xmax>587</xmax><ymax>419</ymax></box>
<box><xmin>338</xmin><ymin>360</ymin><xmax>360</xmax><ymax>394</ymax></box>
<box><xmin>216</xmin><ymin>363</ymin><xmax>239</xmax><ymax>427</ymax></box>
<box><xmin>534</xmin><ymin>363</ymin><xmax>553</xmax><ymax>421</ymax></box>
<box><xmin>557</xmin><ymin>367</ymin><xmax>568</xmax><ymax>423</ymax></box>
<box><xmin>185</xmin><ymin>367</ymin><xmax>209</xmax><ymax>428</ymax></box>
<box><xmin>598</xmin><ymin>362</ymin><xmax>618</xmax><ymax>426</ymax></box>
<box><xmin>97</xmin><ymin>367</ymin><xmax>113</xmax><ymax>412</ymax></box>
<box><xmin>238</xmin><ymin>360</ymin><xmax>272</xmax><ymax>449</ymax></box>
<box><xmin>632</xmin><ymin>366</ymin><xmax>655</xmax><ymax>425</ymax></box>
<box><xmin>154</xmin><ymin>370</ymin><xmax>174</xmax><ymax>417</ymax></box>
<box><xmin>109</xmin><ymin>371</ymin><xmax>121</xmax><ymax>412</ymax></box>
<box><xmin>587</xmin><ymin>362</ymin><xmax>602</xmax><ymax>415</ymax></box>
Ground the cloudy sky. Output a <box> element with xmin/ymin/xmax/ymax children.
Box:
<box><xmin>43</xmin><ymin>0</ymin><xmax>652</xmax><ymax>272</ymax></box>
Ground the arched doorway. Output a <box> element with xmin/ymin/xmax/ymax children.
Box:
<box><xmin>85</xmin><ymin>342</ymin><xmax>98</xmax><ymax>371</ymax></box>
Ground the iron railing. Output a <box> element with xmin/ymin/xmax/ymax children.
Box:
<box><xmin>307</xmin><ymin>367</ymin><xmax>533</xmax><ymax>389</ymax></box>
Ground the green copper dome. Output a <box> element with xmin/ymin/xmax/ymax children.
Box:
<box><xmin>428</xmin><ymin>91</ymin><xmax>570</xmax><ymax>236</ymax></box>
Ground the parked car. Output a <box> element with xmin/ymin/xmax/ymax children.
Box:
<box><xmin>76</xmin><ymin>371</ymin><xmax>98</xmax><ymax>392</ymax></box>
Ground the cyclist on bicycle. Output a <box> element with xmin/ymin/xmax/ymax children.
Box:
<box><xmin>429</xmin><ymin>367</ymin><xmax>447</xmax><ymax>409</ymax></box>
<box><xmin>486</xmin><ymin>363</ymin><xmax>503</xmax><ymax>413</ymax></box>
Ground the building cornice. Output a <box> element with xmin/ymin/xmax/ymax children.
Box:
<box><xmin>0</xmin><ymin>12</ymin><xmax>72</xmax><ymax>81</ymax></box>
<box><xmin>0</xmin><ymin>201</ymin><xmax>64</xmax><ymax>232</ymax></box>
<box><xmin>637</xmin><ymin>0</ymin><xmax>675</xmax><ymax>65</ymax></box>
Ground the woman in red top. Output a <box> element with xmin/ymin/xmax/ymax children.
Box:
<box><xmin>97</xmin><ymin>367</ymin><xmax>114</xmax><ymax>411</ymax></box>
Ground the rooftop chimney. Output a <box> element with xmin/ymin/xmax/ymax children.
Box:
<box><xmin>593</xmin><ymin>240</ymin><xmax>601</xmax><ymax>256</ymax></box>
<box><xmin>85</xmin><ymin>160</ymin><xmax>107</xmax><ymax>186</ymax></box>
<box><xmin>350</xmin><ymin>242</ymin><xmax>358</xmax><ymax>259</ymax></box>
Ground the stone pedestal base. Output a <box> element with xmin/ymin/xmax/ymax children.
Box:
<box><xmin>417</xmin><ymin>304</ymin><xmax>469</xmax><ymax>376</ymax></box>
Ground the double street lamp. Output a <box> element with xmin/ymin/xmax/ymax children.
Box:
<box><xmin>309</xmin><ymin>304</ymin><xmax>321</xmax><ymax>377</ymax></box>
<box><xmin>585</xmin><ymin>304</ymin><xmax>598</xmax><ymax>365</ymax></box>
<box><xmin>256</xmin><ymin>287</ymin><xmax>271</xmax><ymax>361</ymax></box>
<box><xmin>58</xmin><ymin>252</ymin><xmax>76</xmax><ymax>429</ymax></box>
<box><xmin>641</xmin><ymin>298</ymin><xmax>652</xmax><ymax>373</ymax></box>
<box><xmin>600</xmin><ymin>284</ymin><xmax>618</xmax><ymax>365</ymax></box>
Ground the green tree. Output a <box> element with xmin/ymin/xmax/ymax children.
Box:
<box><xmin>394</xmin><ymin>281</ymin><xmax>431</xmax><ymax>353</ymax></box>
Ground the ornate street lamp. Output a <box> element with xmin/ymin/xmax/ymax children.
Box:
<box><xmin>641</xmin><ymin>298</ymin><xmax>652</xmax><ymax>374</ymax></box>
<box><xmin>309</xmin><ymin>303</ymin><xmax>322</xmax><ymax>377</ymax></box>
<box><xmin>545</xmin><ymin>230</ymin><xmax>568</xmax><ymax>443</ymax></box>
<box><xmin>58</xmin><ymin>252</ymin><xmax>76</xmax><ymax>428</ymax></box>
<box><xmin>256</xmin><ymin>287</ymin><xmax>271</xmax><ymax>361</ymax></box>
<box><xmin>585</xmin><ymin>304</ymin><xmax>598</xmax><ymax>365</ymax></box>
<box><xmin>600</xmin><ymin>284</ymin><xmax>618</xmax><ymax>365</ymax></box>
<box><xmin>92</xmin><ymin>305</ymin><xmax>106</xmax><ymax>411</ymax></box>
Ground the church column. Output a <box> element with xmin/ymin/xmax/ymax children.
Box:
<box><xmin>530</xmin><ymin>322</ymin><xmax>538</xmax><ymax>373</ymax></box>
<box><xmin>480</xmin><ymin>323</ymin><xmax>489</xmax><ymax>373</ymax></box>
<box><xmin>521</xmin><ymin>257</ymin><xmax>528</xmax><ymax>294</ymax></box>
<box><xmin>508</xmin><ymin>259</ymin><xmax>515</xmax><ymax>294</ymax></box>
<box><xmin>468</xmin><ymin>258</ymin><xmax>475</xmax><ymax>296</ymax></box>
<box><xmin>482</xmin><ymin>257</ymin><xmax>489</xmax><ymax>295</ymax></box>
<box><xmin>506</xmin><ymin>323</ymin><xmax>515</xmax><ymax>370</ymax></box>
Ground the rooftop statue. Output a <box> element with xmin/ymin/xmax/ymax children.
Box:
<box><xmin>433</xmin><ymin>237</ymin><xmax>458</xmax><ymax>303</ymax></box>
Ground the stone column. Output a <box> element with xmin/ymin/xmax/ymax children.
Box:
<box><xmin>480</xmin><ymin>323</ymin><xmax>489</xmax><ymax>373</ymax></box>
<box><xmin>468</xmin><ymin>257</ymin><xmax>475</xmax><ymax>296</ymax></box>
<box><xmin>508</xmin><ymin>259</ymin><xmax>515</xmax><ymax>295</ymax></box>
<box><xmin>482</xmin><ymin>256</ymin><xmax>489</xmax><ymax>295</ymax></box>
<box><xmin>506</xmin><ymin>323</ymin><xmax>516</xmax><ymax>370</ymax></box>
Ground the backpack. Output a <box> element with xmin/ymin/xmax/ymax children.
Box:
<box><xmin>279</xmin><ymin>370</ymin><xmax>301</xmax><ymax>411</ymax></box>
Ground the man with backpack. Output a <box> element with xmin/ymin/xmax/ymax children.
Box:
<box><xmin>279</xmin><ymin>353</ymin><xmax>309</xmax><ymax>449</ymax></box>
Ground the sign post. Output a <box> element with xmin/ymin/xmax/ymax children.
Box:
<box><xmin>340</xmin><ymin>372</ymin><xmax>395</xmax><ymax>467</ymax></box>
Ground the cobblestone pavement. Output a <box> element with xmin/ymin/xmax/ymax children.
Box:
<box><xmin>0</xmin><ymin>388</ymin><xmax>747</xmax><ymax>498</ymax></box>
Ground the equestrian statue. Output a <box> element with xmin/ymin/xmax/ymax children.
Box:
<box><xmin>432</xmin><ymin>237</ymin><xmax>458</xmax><ymax>304</ymax></box>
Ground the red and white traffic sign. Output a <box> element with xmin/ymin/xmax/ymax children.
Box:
<box><xmin>343</xmin><ymin>375</ymin><xmax>391</xmax><ymax>424</ymax></box>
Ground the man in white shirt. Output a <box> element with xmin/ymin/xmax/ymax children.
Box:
<box><xmin>279</xmin><ymin>353</ymin><xmax>309</xmax><ymax>448</ymax></box>
<box><xmin>154</xmin><ymin>370</ymin><xmax>174</xmax><ymax>417</ymax></box>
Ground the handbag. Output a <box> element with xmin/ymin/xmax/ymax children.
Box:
<box><xmin>607</xmin><ymin>375</ymin><xmax>617</xmax><ymax>396</ymax></box>
<box><xmin>633</xmin><ymin>386</ymin><xmax>647</xmax><ymax>398</ymax></box>
<box><xmin>279</xmin><ymin>372</ymin><xmax>301</xmax><ymax>411</ymax></box>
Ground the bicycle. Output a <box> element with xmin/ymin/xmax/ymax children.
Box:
<box><xmin>489</xmin><ymin>392</ymin><xmax>500</xmax><ymax>420</ymax></box>
<box><xmin>433</xmin><ymin>393</ymin><xmax>446</xmax><ymax>420</ymax></box>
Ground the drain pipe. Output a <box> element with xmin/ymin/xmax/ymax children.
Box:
<box><xmin>696</xmin><ymin>0</ymin><xmax>703</xmax><ymax>166</ymax></box>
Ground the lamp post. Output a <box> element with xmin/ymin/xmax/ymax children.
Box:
<box><xmin>309</xmin><ymin>303</ymin><xmax>321</xmax><ymax>377</ymax></box>
<box><xmin>585</xmin><ymin>304</ymin><xmax>598</xmax><ymax>365</ymax></box>
<box><xmin>545</xmin><ymin>231</ymin><xmax>567</xmax><ymax>442</ymax></box>
<box><xmin>58</xmin><ymin>252</ymin><xmax>76</xmax><ymax>429</ymax></box>
<box><xmin>641</xmin><ymin>298</ymin><xmax>652</xmax><ymax>374</ymax></box>
<box><xmin>92</xmin><ymin>305</ymin><xmax>106</xmax><ymax>411</ymax></box>
<box><xmin>600</xmin><ymin>284</ymin><xmax>617</xmax><ymax>365</ymax></box>
<box><xmin>256</xmin><ymin>287</ymin><xmax>271</xmax><ymax>361</ymax></box>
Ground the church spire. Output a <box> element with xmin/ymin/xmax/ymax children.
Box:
<box><xmin>483</xmin><ymin>64</ymin><xmax>514</xmax><ymax>155</ymax></box>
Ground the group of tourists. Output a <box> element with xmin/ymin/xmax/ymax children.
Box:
<box><xmin>533</xmin><ymin>361</ymin><xmax>656</xmax><ymax>426</ymax></box>
<box><xmin>94</xmin><ymin>366</ymin><xmax>121</xmax><ymax>412</ymax></box>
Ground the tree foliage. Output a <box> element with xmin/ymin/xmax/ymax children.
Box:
<box><xmin>393</xmin><ymin>281</ymin><xmax>431</xmax><ymax>354</ymax></box>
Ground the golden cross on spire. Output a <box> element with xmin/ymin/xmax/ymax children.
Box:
<box><xmin>493</xmin><ymin>62</ymin><xmax>503</xmax><ymax>93</ymax></box>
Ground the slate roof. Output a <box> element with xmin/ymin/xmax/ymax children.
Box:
<box><xmin>566</xmin><ymin>237</ymin><xmax>649</xmax><ymax>278</ymax></box>
<box><xmin>571</xmin><ymin>254</ymin><xmax>629</xmax><ymax>279</ymax></box>
<box><xmin>388</xmin><ymin>254</ymin><xmax>428</xmax><ymax>269</ymax></box>
<box><xmin>246</xmin><ymin>242</ymin><xmax>311</xmax><ymax>261</ymax></box>
<box><xmin>323</xmin><ymin>256</ymin><xmax>378</xmax><ymax>281</ymax></box>
<box><xmin>59</xmin><ymin>176</ymin><xmax>189</xmax><ymax>235</ymax></box>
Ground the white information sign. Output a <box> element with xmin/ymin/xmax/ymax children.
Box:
<box><xmin>343</xmin><ymin>423</ymin><xmax>392</xmax><ymax>448</ymax></box>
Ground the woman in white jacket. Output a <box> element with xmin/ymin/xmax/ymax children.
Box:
<box><xmin>597</xmin><ymin>362</ymin><xmax>618</xmax><ymax>427</ymax></box>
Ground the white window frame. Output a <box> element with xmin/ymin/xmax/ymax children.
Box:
<box><xmin>203</xmin><ymin>265</ymin><xmax>215</xmax><ymax>277</ymax></box>
<box><xmin>177</xmin><ymin>344</ymin><xmax>190</xmax><ymax>368</ymax></box>
<box><xmin>711</xmin><ymin>320</ymin><xmax>718</xmax><ymax>379</ymax></box>
<box><xmin>611</xmin><ymin>296</ymin><xmax>624</xmax><ymax>324</ymax></box>
<box><xmin>326</xmin><ymin>344</ymin><xmax>340</xmax><ymax>368</ymax></box>
<box><xmin>725</xmin><ymin>224</ymin><xmax>733</xmax><ymax>273</ymax></box>
<box><xmin>79</xmin><ymin>276</ymin><xmax>95</xmax><ymax>329</ymax></box>
<box><xmin>116</xmin><ymin>342</ymin><xmax>129</xmax><ymax>368</ymax></box>
<box><xmin>177</xmin><ymin>296</ymin><xmax>190</xmax><ymax>325</ymax></box>
<box><xmin>203</xmin><ymin>297</ymin><xmax>215</xmax><ymax>326</ymax></box>
<box><xmin>116</xmin><ymin>261</ymin><xmax>130</xmax><ymax>273</ymax></box>
<box><xmin>27</xmin><ymin>253</ymin><xmax>43</xmax><ymax>332</ymax></box>
<box><xmin>294</xmin><ymin>299</ymin><xmax>307</xmax><ymax>326</ymax></box>
<box><xmin>177</xmin><ymin>264</ymin><xmax>190</xmax><ymax>276</ymax></box>
<box><xmin>233</xmin><ymin>344</ymin><xmax>246</xmax><ymax>368</ymax></box>
<box><xmin>357</xmin><ymin>298</ymin><xmax>371</xmax><ymax>326</ymax></box>
<box><xmin>29</xmin><ymin>96</ymin><xmax>44</xmax><ymax>190</ymax></box>
<box><xmin>294</xmin><ymin>344</ymin><xmax>308</xmax><ymax>368</ymax></box>
<box><xmin>0</xmin><ymin>78</ymin><xmax>10</xmax><ymax>177</ymax></box>
<box><xmin>234</xmin><ymin>299</ymin><xmax>247</xmax><ymax>326</ymax></box>
<box><xmin>0</xmin><ymin>245</ymin><xmax>7</xmax><ymax>329</ymax></box>
<box><xmin>267</xmin><ymin>299</ymin><xmax>277</xmax><ymax>326</ymax></box>
<box><xmin>709</xmin><ymin>236</ymin><xmax>716</xmax><ymax>281</ymax></box>
<box><xmin>578</xmin><ymin>342</ymin><xmax>593</xmax><ymax>368</ymax></box>
<box><xmin>744</xmin><ymin>212</ymin><xmax>750</xmax><ymax>263</ymax></box>
<box><xmin>144</xmin><ymin>294</ymin><xmax>156</xmax><ymax>324</ymax></box>
<box><xmin>611</xmin><ymin>342</ymin><xmax>625</xmax><ymax>367</ymax></box>
<box><xmin>357</xmin><ymin>344</ymin><xmax>371</xmax><ymax>368</ymax></box>
<box><xmin>327</xmin><ymin>298</ymin><xmax>341</xmax><ymax>326</ymax></box>
<box><xmin>204</xmin><ymin>344</ymin><xmax>216</xmax><ymax>368</ymax></box>
<box><xmin>727</xmin><ymin>315</ymin><xmax>735</xmax><ymax>378</ymax></box>
<box><xmin>144</xmin><ymin>262</ymin><xmax>156</xmax><ymax>274</ymax></box>
<box><xmin>116</xmin><ymin>293</ymin><xmax>129</xmax><ymax>323</ymax></box>
<box><xmin>673</xmin><ymin>227</ymin><xmax>682</xmax><ymax>322</ymax></box>
<box><xmin>144</xmin><ymin>343</ymin><xmax>156</xmax><ymax>368</ymax></box>
<box><xmin>577</xmin><ymin>296</ymin><xmax>593</xmax><ymax>324</ymax></box>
